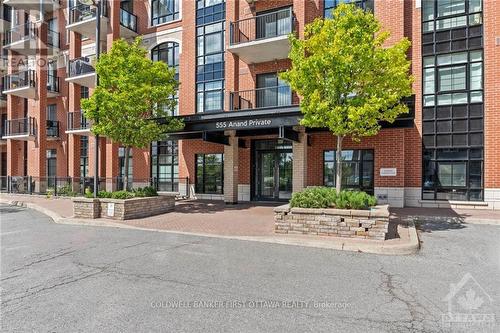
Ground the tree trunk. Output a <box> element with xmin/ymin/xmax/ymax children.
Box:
<box><xmin>124</xmin><ymin>146</ymin><xmax>130</xmax><ymax>191</ymax></box>
<box><xmin>335</xmin><ymin>135</ymin><xmax>344</xmax><ymax>194</ymax></box>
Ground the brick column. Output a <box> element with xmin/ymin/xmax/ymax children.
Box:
<box><xmin>224</xmin><ymin>132</ymin><xmax>239</xmax><ymax>204</ymax></box>
<box><xmin>292</xmin><ymin>129</ymin><xmax>308</xmax><ymax>193</ymax></box>
<box><xmin>67</xmin><ymin>31</ymin><xmax>82</xmax><ymax>186</ymax></box>
<box><xmin>27</xmin><ymin>22</ymin><xmax>49</xmax><ymax>192</ymax></box>
<box><xmin>103</xmin><ymin>0</ymin><xmax>121</xmax><ymax>191</ymax></box>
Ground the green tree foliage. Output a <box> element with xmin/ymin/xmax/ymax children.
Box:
<box><xmin>82</xmin><ymin>38</ymin><xmax>183</xmax><ymax>189</ymax></box>
<box><xmin>281</xmin><ymin>4</ymin><xmax>413</xmax><ymax>193</ymax></box>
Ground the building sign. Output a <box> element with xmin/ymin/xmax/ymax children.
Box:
<box><xmin>380</xmin><ymin>168</ymin><xmax>397</xmax><ymax>177</ymax></box>
<box><xmin>215</xmin><ymin>119</ymin><xmax>272</xmax><ymax>130</ymax></box>
<box><xmin>107</xmin><ymin>203</ymin><xmax>115</xmax><ymax>217</ymax></box>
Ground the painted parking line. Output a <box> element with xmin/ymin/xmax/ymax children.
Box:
<box><xmin>0</xmin><ymin>230</ymin><xmax>29</xmax><ymax>236</ymax></box>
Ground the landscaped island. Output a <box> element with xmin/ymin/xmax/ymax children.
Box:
<box><xmin>72</xmin><ymin>187</ymin><xmax>176</xmax><ymax>220</ymax></box>
<box><xmin>274</xmin><ymin>188</ymin><xmax>389</xmax><ymax>240</ymax></box>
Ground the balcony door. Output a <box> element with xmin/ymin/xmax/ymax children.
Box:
<box><xmin>255</xmin><ymin>7</ymin><xmax>292</xmax><ymax>40</ymax></box>
<box><xmin>256</xmin><ymin>73</ymin><xmax>291</xmax><ymax>108</ymax></box>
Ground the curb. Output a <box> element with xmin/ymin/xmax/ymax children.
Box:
<box><xmin>1</xmin><ymin>199</ymin><xmax>420</xmax><ymax>256</ymax></box>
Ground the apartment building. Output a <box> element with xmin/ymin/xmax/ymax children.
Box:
<box><xmin>0</xmin><ymin>0</ymin><xmax>499</xmax><ymax>209</ymax></box>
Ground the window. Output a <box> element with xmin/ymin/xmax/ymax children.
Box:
<box><xmin>151</xmin><ymin>0</ymin><xmax>179</xmax><ymax>26</ymax></box>
<box><xmin>196</xmin><ymin>154</ymin><xmax>223</xmax><ymax>194</ymax></box>
<box><xmin>80</xmin><ymin>136</ymin><xmax>88</xmax><ymax>178</ymax></box>
<box><xmin>118</xmin><ymin>147</ymin><xmax>133</xmax><ymax>190</ymax></box>
<box><xmin>323</xmin><ymin>150</ymin><xmax>374</xmax><ymax>194</ymax></box>
<box><xmin>423</xmin><ymin>148</ymin><xmax>483</xmax><ymax>201</ymax></box>
<box><xmin>151</xmin><ymin>42</ymin><xmax>180</xmax><ymax>115</ymax></box>
<box><xmin>422</xmin><ymin>0</ymin><xmax>482</xmax><ymax>32</ymax></box>
<box><xmin>423</xmin><ymin>50</ymin><xmax>483</xmax><ymax>106</ymax></box>
<box><xmin>47</xmin><ymin>149</ymin><xmax>57</xmax><ymax>188</ymax></box>
<box><xmin>324</xmin><ymin>0</ymin><xmax>373</xmax><ymax>18</ymax></box>
<box><xmin>256</xmin><ymin>73</ymin><xmax>292</xmax><ymax>108</ymax></box>
<box><xmin>151</xmin><ymin>141</ymin><xmax>179</xmax><ymax>191</ymax></box>
<box><xmin>196</xmin><ymin>6</ymin><xmax>225</xmax><ymax>113</ymax></box>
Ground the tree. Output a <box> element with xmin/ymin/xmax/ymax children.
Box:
<box><xmin>281</xmin><ymin>4</ymin><xmax>413</xmax><ymax>193</ymax></box>
<box><xmin>82</xmin><ymin>38</ymin><xmax>183</xmax><ymax>191</ymax></box>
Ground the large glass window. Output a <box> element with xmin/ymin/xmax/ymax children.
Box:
<box><xmin>118</xmin><ymin>147</ymin><xmax>133</xmax><ymax>190</ymax></box>
<box><xmin>151</xmin><ymin>0</ymin><xmax>180</xmax><ymax>26</ymax></box>
<box><xmin>151</xmin><ymin>42</ymin><xmax>180</xmax><ymax>115</ymax></box>
<box><xmin>422</xmin><ymin>0</ymin><xmax>482</xmax><ymax>32</ymax></box>
<box><xmin>47</xmin><ymin>149</ymin><xmax>57</xmax><ymax>188</ymax></box>
<box><xmin>151</xmin><ymin>141</ymin><xmax>179</xmax><ymax>192</ymax></box>
<box><xmin>324</xmin><ymin>0</ymin><xmax>373</xmax><ymax>18</ymax></box>
<box><xmin>196</xmin><ymin>2</ymin><xmax>225</xmax><ymax>113</ymax></box>
<box><xmin>196</xmin><ymin>154</ymin><xmax>223</xmax><ymax>194</ymax></box>
<box><xmin>323</xmin><ymin>150</ymin><xmax>374</xmax><ymax>194</ymax></box>
<box><xmin>423</xmin><ymin>148</ymin><xmax>483</xmax><ymax>201</ymax></box>
<box><xmin>423</xmin><ymin>50</ymin><xmax>483</xmax><ymax>107</ymax></box>
<box><xmin>80</xmin><ymin>136</ymin><xmax>88</xmax><ymax>178</ymax></box>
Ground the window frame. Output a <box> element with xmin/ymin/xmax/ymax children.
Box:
<box><xmin>195</xmin><ymin>153</ymin><xmax>224</xmax><ymax>194</ymax></box>
<box><xmin>323</xmin><ymin>149</ymin><xmax>374</xmax><ymax>194</ymax></box>
<box><xmin>151</xmin><ymin>0</ymin><xmax>180</xmax><ymax>26</ymax></box>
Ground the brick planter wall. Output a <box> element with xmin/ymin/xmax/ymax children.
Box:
<box><xmin>73</xmin><ymin>198</ymin><xmax>101</xmax><ymax>219</ymax></box>
<box><xmin>72</xmin><ymin>193</ymin><xmax>176</xmax><ymax>220</ymax></box>
<box><xmin>274</xmin><ymin>205</ymin><xmax>390</xmax><ymax>240</ymax></box>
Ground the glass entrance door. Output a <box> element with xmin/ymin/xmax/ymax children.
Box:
<box><xmin>254</xmin><ymin>141</ymin><xmax>293</xmax><ymax>201</ymax></box>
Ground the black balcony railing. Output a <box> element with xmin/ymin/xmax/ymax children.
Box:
<box><xmin>69</xmin><ymin>0</ymin><xmax>107</xmax><ymax>25</ymax></box>
<box><xmin>120</xmin><ymin>8</ymin><xmax>137</xmax><ymax>32</ymax></box>
<box><xmin>46</xmin><ymin>120</ymin><xmax>59</xmax><ymax>138</ymax></box>
<box><xmin>229</xmin><ymin>86</ymin><xmax>297</xmax><ymax>111</ymax></box>
<box><xmin>47</xmin><ymin>74</ymin><xmax>59</xmax><ymax>93</ymax></box>
<box><xmin>230</xmin><ymin>7</ymin><xmax>294</xmax><ymax>45</ymax></box>
<box><xmin>0</xmin><ymin>77</ymin><xmax>6</xmax><ymax>99</ymax></box>
<box><xmin>4</xmin><ymin>70</ymin><xmax>36</xmax><ymax>90</ymax></box>
<box><xmin>3</xmin><ymin>117</ymin><xmax>36</xmax><ymax>137</ymax></box>
<box><xmin>67</xmin><ymin>110</ymin><xmax>91</xmax><ymax>131</ymax></box>
<box><xmin>68</xmin><ymin>56</ymin><xmax>95</xmax><ymax>78</ymax></box>
<box><xmin>4</xmin><ymin>22</ymin><xmax>37</xmax><ymax>46</ymax></box>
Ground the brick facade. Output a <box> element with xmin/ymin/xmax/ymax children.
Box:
<box><xmin>1</xmin><ymin>0</ymin><xmax>499</xmax><ymax>209</ymax></box>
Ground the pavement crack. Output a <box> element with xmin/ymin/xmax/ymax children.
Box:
<box><xmin>9</xmin><ymin>248</ymin><xmax>77</xmax><ymax>273</ymax></box>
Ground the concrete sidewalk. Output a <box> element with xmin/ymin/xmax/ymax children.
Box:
<box><xmin>13</xmin><ymin>193</ymin><xmax>499</xmax><ymax>255</ymax></box>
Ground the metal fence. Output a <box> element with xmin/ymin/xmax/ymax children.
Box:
<box><xmin>0</xmin><ymin>176</ymin><xmax>189</xmax><ymax>198</ymax></box>
<box><xmin>4</xmin><ymin>22</ymin><xmax>37</xmax><ymax>46</ymax></box>
<box><xmin>67</xmin><ymin>56</ymin><xmax>95</xmax><ymax>78</ymax></box>
<box><xmin>69</xmin><ymin>0</ymin><xmax>108</xmax><ymax>25</ymax></box>
<box><xmin>3</xmin><ymin>117</ymin><xmax>36</xmax><ymax>137</ymax></box>
<box><xmin>67</xmin><ymin>110</ymin><xmax>91</xmax><ymax>131</ymax></box>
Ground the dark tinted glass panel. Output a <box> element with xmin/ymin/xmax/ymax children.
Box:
<box><xmin>436</xmin><ymin>31</ymin><xmax>450</xmax><ymax>41</ymax></box>
<box><xmin>468</xmin><ymin>36</ymin><xmax>482</xmax><ymax>48</ymax></box>
<box><xmin>436</xmin><ymin>42</ymin><xmax>450</xmax><ymax>52</ymax></box>
<box><xmin>452</xmin><ymin>105</ymin><xmax>467</xmax><ymax>118</ymax></box>
<box><xmin>453</xmin><ymin>134</ymin><xmax>467</xmax><ymax>146</ymax></box>
<box><xmin>453</xmin><ymin>119</ymin><xmax>467</xmax><ymax>131</ymax></box>
<box><xmin>469</xmin><ymin>103</ymin><xmax>483</xmax><ymax>117</ymax></box>
<box><xmin>423</xmin><ymin>108</ymin><xmax>435</xmax><ymax>119</ymax></box>
<box><xmin>469</xmin><ymin>161</ymin><xmax>482</xmax><ymax>188</ymax></box>
<box><xmin>469</xmin><ymin>133</ymin><xmax>482</xmax><ymax>146</ymax></box>
<box><xmin>437</xmin><ymin>120</ymin><xmax>451</xmax><ymax>132</ymax></box>
<box><xmin>469</xmin><ymin>118</ymin><xmax>482</xmax><ymax>131</ymax></box>
<box><xmin>423</xmin><ymin>135</ymin><xmax>435</xmax><ymax>147</ymax></box>
<box><xmin>436</xmin><ymin>134</ymin><xmax>451</xmax><ymax>147</ymax></box>
<box><xmin>437</xmin><ymin>106</ymin><xmax>451</xmax><ymax>118</ymax></box>
<box><xmin>423</xmin><ymin>33</ymin><xmax>434</xmax><ymax>43</ymax></box>
<box><xmin>423</xmin><ymin>122</ymin><xmax>434</xmax><ymax>134</ymax></box>
<box><xmin>452</xmin><ymin>28</ymin><xmax>466</xmax><ymax>39</ymax></box>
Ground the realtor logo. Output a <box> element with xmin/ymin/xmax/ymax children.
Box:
<box><xmin>442</xmin><ymin>273</ymin><xmax>496</xmax><ymax>331</ymax></box>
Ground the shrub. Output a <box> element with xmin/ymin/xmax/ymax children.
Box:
<box><xmin>84</xmin><ymin>187</ymin><xmax>93</xmax><ymax>198</ymax></box>
<box><xmin>132</xmin><ymin>186</ymin><xmax>158</xmax><ymax>197</ymax></box>
<box><xmin>97</xmin><ymin>190</ymin><xmax>113</xmax><ymax>198</ymax></box>
<box><xmin>290</xmin><ymin>187</ymin><xmax>377</xmax><ymax>209</ymax></box>
<box><xmin>110</xmin><ymin>190</ymin><xmax>135</xmax><ymax>199</ymax></box>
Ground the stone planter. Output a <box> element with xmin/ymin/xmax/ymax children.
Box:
<box><xmin>274</xmin><ymin>204</ymin><xmax>390</xmax><ymax>240</ymax></box>
<box><xmin>72</xmin><ymin>198</ymin><xmax>100</xmax><ymax>219</ymax></box>
<box><xmin>72</xmin><ymin>193</ymin><xmax>176</xmax><ymax>220</ymax></box>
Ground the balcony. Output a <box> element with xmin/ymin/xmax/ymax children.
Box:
<box><xmin>229</xmin><ymin>85</ymin><xmax>298</xmax><ymax>111</ymax></box>
<box><xmin>119</xmin><ymin>8</ymin><xmax>137</xmax><ymax>38</ymax></box>
<box><xmin>66</xmin><ymin>56</ymin><xmax>96</xmax><ymax>88</ymax></box>
<box><xmin>46</xmin><ymin>120</ymin><xmax>59</xmax><ymax>140</ymax></box>
<box><xmin>3</xmin><ymin>0</ymin><xmax>60</xmax><ymax>13</ymax></box>
<box><xmin>66</xmin><ymin>110</ymin><xmax>91</xmax><ymax>136</ymax></box>
<box><xmin>0</xmin><ymin>4</ymin><xmax>12</xmax><ymax>33</ymax></box>
<box><xmin>3</xmin><ymin>22</ymin><xmax>38</xmax><ymax>55</ymax></box>
<box><xmin>2</xmin><ymin>117</ymin><xmax>36</xmax><ymax>140</ymax></box>
<box><xmin>66</xmin><ymin>1</ymin><xmax>108</xmax><ymax>41</ymax></box>
<box><xmin>228</xmin><ymin>7</ymin><xmax>294</xmax><ymax>64</ymax></box>
<box><xmin>3</xmin><ymin>70</ymin><xmax>36</xmax><ymax>99</ymax></box>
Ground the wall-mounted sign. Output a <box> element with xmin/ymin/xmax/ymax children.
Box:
<box><xmin>215</xmin><ymin>119</ymin><xmax>273</xmax><ymax>130</ymax></box>
<box><xmin>380</xmin><ymin>168</ymin><xmax>397</xmax><ymax>177</ymax></box>
<box><xmin>107</xmin><ymin>203</ymin><xmax>115</xmax><ymax>217</ymax></box>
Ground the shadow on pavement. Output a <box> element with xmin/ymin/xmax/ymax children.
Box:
<box><xmin>390</xmin><ymin>207</ymin><xmax>467</xmax><ymax>233</ymax></box>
